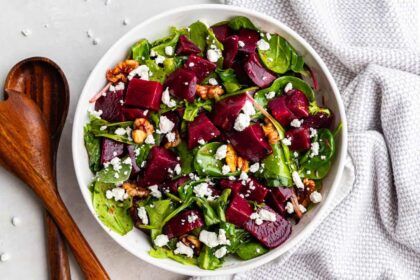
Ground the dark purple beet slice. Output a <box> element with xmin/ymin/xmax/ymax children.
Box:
<box><xmin>95</xmin><ymin>90</ymin><xmax>124</xmax><ymax>122</ymax></box>
<box><xmin>122</xmin><ymin>107</ymin><xmax>149</xmax><ymax>121</ymax></box>
<box><xmin>286</xmin><ymin>89</ymin><xmax>309</xmax><ymax>118</ymax></box>
<box><xmin>240</xmin><ymin>177</ymin><xmax>268</xmax><ymax>203</ymax></box>
<box><xmin>244</xmin><ymin>53</ymin><xmax>276</xmax><ymax>88</ymax></box>
<box><xmin>223</xmin><ymin>35</ymin><xmax>239</xmax><ymax>69</ymax></box>
<box><xmin>237</xmin><ymin>29</ymin><xmax>260</xmax><ymax>53</ymax></box>
<box><xmin>226</xmin><ymin>193</ymin><xmax>253</xmax><ymax>227</ymax></box>
<box><xmin>175</xmin><ymin>35</ymin><xmax>201</xmax><ymax>56</ymax></box>
<box><xmin>244</xmin><ymin>206</ymin><xmax>292</xmax><ymax>249</ymax></box>
<box><xmin>219</xmin><ymin>179</ymin><xmax>242</xmax><ymax>194</ymax></box>
<box><xmin>160</xmin><ymin>176</ymin><xmax>189</xmax><ymax>194</ymax></box>
<box><xmin>138</xmin><ymin>146</ymin><xmax>179</xmax><ymax>186</ymax></box>
<box><xmin>125</xmin><ymin>78</ymin><xmax>163</xmax><ymax>111</ymax></box>
<box><xmin>184</xmin><ymin>55</ymin><xmax>217</xmax><ymax>83</ymax></box>
<box><xmin>266</xmin><ymin>188</ymin><xmax>293</xmax><ymax>216</ymax></box>
<box><xmin>285</xmin><ymin>127</ymin><xmax>311</xmax><ymax>151</ymax></box>
<box><xmin>227</xmin><ymin>124</ymin><xmax>272</xmax><ymax>162</ymax></box>
<box><xmin>187</xmin><ymin>112</ymin><xmax>221</xmax><ymax>149</ymax></box>
<box><xmin>164</xmin><ymin>68</ymin><xmax>197</xmax><ymax>102</ymax></box>
<box><xmin>212</xmin><ymin>93</ymin><xmax>247</xmax><ymax>131</ymax></box>
<box><xmin>303</xmin><ymin>111</ymin><xmax>334</xmax><ymax>129</ymax></box>
<box><xmin>163</xmin><ymin>210</ymin><xmax>204</xmax><ymax>239</ymax></box>
<box><xmin>126</xmin><ymin>144</ymin><xmax>141</xmax><ymax>176</ymax></box>
<box><xmin>211</xmin><ymin>24</ymin><xmax>232</xmax><ymax>42</ymax></box>
<box><xmin>100</xmin><ymin>138</ymin><xmax>124</xmax><ymax>165</ymax></box>
<box><xmin>268</xmin><ymin>96</ymin><xmax>296</xmax><ymax>126</ymax></box>
<box><xmin>232</xmin><ymin>58</ymin><xmax>253</xmax><ymax>85</ymax></box>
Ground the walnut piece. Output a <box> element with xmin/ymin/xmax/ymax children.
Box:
<box><xmin>196</xmin><ymin>85</ymin><xmax>224</xmax><ymax>100</ymax></box>
<box><xmin>164</xmin><ymin>130</ymin><xmax>181</xmax><ymax>149</ymax></box>
<box><xmin>180</xmin><ymin>235</ymin><xmax>201</xmax><ymax>256</ymax></box>
<box><xmin>106</xmin><ymin>59</ymin><xmax>139</xmax><ymax>84</ymax></box>
<box><xmin>262</xmin><ymin>118</ymin><xmax>280</xmax><ymax>144</ymax></box>
<box><xmin>122</xmin><ymin>182</ymin><xmax>150</xmax><ymax>198</ymax></box>
<box><xmin>226</xmin><ymin>144</ymin><xmax>249</xmax><ymax>173</ymax></box>
<box><xmin>132</xmin><ymin>118</ymin><xmax>154</xmax><ymax>144</ymax></box>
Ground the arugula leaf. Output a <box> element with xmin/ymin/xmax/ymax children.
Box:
<box><xmin>194</xmin><ymin>142</ymin><xmax>239</xmax><ymax>177</ymax></box>
<box><xmin>88</xmin><ymin>114</ymin><xmax>134</xmax><ymax>144</ymax></box>
<box><xmin>195</xmin><ymin>197</ymin><xmax>221</xmax><ymax>226</ymax></box>
<box><xmin>188</xmin><ymin>21</ymin><xmax>208</xmax><ymax>52</ymax></box>
<box><xmin>197</xmin><ymin>246</ymin><xmax>224</xmax><ymax>270</ymax></box>
<box><xmin>92</xmin><ymin>181</ymin><xmax>133</xmax><ymax>235</ymax></box>
<box><xmin>176</xmin><ymin>142</ymin><xmax>195</xmax><ymax>175</ymax></box>
<box><xmin>228</xmin><ymin>16</ymin><xmax>258</xmax><ymax>31</ymax></box>
<box><xmin>216</xmin><ymin>68</ymin><xmax>242</xmax><ymax>94</ymax></box>
<box><xmin>84</xmin><ymin>124</ymin><xmax>101</xmax><ymax>172</ymax></box>
<box><xmin>236</xmin><ymin>242</ymin><xmax>268</xmax><ymax>260</ymax></box>
<box><xmin>220</xmin><ymin>222</ymin><xmax>251</xmax><ymax>252</ymax></box>
<box><xmin>183</xmin><ymin>99</ymin><xmax>213</xmax><ymax>122</ymax></box>
<box><xmin>149</xmin><ymin>247</ymin><xmax>197</xmax><ymax>266</ymax></box>
<box><xmin>96</xmin><ymin>156</ymin><xmax>132</xmax><ymax>184</ymax></box>
<box><xmin>131</xmin><ymin>39</ymin><xmax>151</xmax><ymax>63</ymax></box>
<box><xmin>257</xmin><ymin>144</ymin><xmax>292</xmax><ymax>187</ymax></box>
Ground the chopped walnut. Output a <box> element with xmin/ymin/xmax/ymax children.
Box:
<box><xmin>226</xmin><ymin>144</ymin><xmax>249</xmax><ymax>173</ymax></box>
<box><xmin>262</xmin><ymin>118</ymin><xmax>280</xmax><ymax>144</ymax></box>
<box><xmin>106</xmin><ymin>59</ymin><xmax>139</xmax><ymax>84</ymax></box>
<box><xmin>196</xmin><ymin>85</ymin><xmax>224</xmax><ymax>100</ymax></box>
<box><xmin>122</xmin><ymin>182</ymin><xmax>150</xmax><ymax>198</ymax></box>
<box><xmin>180</xmin><ymin>235</ymin><xmax>201</xmax><ymax>256</ymax></box>
<box><xmin>296</xmin><ymin>179</ymin><xmax>317</xmax><ymax>207</ymax></box>
<box><xmin>164</xmin><ymin>130</ymin><xmax>181</xmax><ymax>149</ymax></box>
<box><xmin>132</xmin><ymin>118</ymin><xmax>154</xmax><ymax>144</ymax></box>
<box><xmin>303</xmin><ymin>178</ymin><xmax>316</xmax><ymax>192</ymax></box>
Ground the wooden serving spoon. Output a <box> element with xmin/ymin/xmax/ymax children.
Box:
<box><xmin>5</xmin><ymin>57</ymin><xmax>70</xmax><ymax>280</ymax></box>
<box><xmin>0</xmin><ymin>90</ymin><xmax>110</xmax><ymax>279</ymax></box>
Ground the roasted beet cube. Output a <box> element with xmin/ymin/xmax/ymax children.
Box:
<box><xmin>164</xmin><ymin>68</ymin><xmax>197</xmax><ymax>102</ymax></box>
<box><xmin>187</xmin><ymin>113</ymin><xmax>221</xmax><ymax>149</ymax></box>
<box><xmin>237</xmin><ymin>29</ymin><xmax>260</xmax><ymax>53</ymax></box>
<box><xmin>95</xmin><ymin>90</ymin><xmax>124</xmax><ymax>122</ymax></box>
<box><xmin>212</xmin><ymin>93</ymin><xmax>247</xmax><ymax>131</ymax></box>
<box><xmin>244</xmin><ymin>206</ymin><xmax>292</xmax><ymax>249</ymax></box>
<box><xmin>227</xmin><ymin>124</ymin><xmax>272</xmax><ymax>162</ymax></box>
<box><xmin>268</xmin><ymin>96</ymin><xmax>296</xmax><ymax>126</ymax></box>
<box><xmin>285</xmin><ymin>127</ymin><xmax>311</xmax><ymax>151</ymax></box>
<box><xmin>100</xmin><ymin>138</ymin><xmax>124</xmax><ymax>165</ymax></box>
<box><xmin>223</xmin><ymin>35</ymin><xmax>239</xmax><ymax>68</ymax></box>
<box><xmin>160</xmin><ymin>176</ymin><xmax>189</xmax><ymax>194</ymax></box>
<box><xmin>219</xmin><ymin>179</ymin><xmax>242</xmax><ymax>194</ymax></box>
<box><xmin>244</xmin><ymin>53</ymin><xmax>276</xmax><ymax>88</ymax></box>
<box><xmin>184</xmin><ymin>55</ymin><xmax>216</xmax><ymax>82</ymax></box>
<box><xmin>286</xmin><ymin>89</ymin><xmax>309</xmax><ymax>118</ymax></box>
<box><xmin>122</xmin><ymin>107</ymin><xmax>149</xmax><ymax>121</ymax></box>
<box><xmin>163</xmin><ymin>210</ymin><xmax>204</xmax><ymax>238</ymax></box>
<box><xmin>139</xmin><ymin>146</ymin><xmax>179</xmax><ymax>186</ymax></box>
<box><xmin>240</xmin><ymin>177</ymin><xmax>268</xmax><ymax>203</ymax></box>
<box><xmin>226</xmin><ymin>193</ymin><xmax>253</xmax><ymax>227</ymax></box>
<box><xmin>126</xmin><ymin>145</ymin><xmax>141</xmax><ymax>176</ymax></box>
<box><xmin>266</xmin><ymin>187</ymin><xmax>293</xmax><ymax>216</ymax></box>
<box><xmin>303</xmin><ymin>111</ymin><xmax>334</xmax><ymax>129</ymax></box>
<box><xmin>175</xmin><ymin>35</ymin><xmax>201</xmax><ymax>56</ymax></box>
<box><xmin>125</xmin><ymin>78</ymin><xmax>163</xmax><ymax>111</ymax></box>
<box><xmin>211</xmin><ymin>24</ymin><xmax>232</xmax><ymax>42</ymax></box>
<box><xmin>232</xmin><ymin>59</ymin><xmax>254</xmax><ymax>85</ymax></box>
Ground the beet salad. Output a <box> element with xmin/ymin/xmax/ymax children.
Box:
<box><xmin>84</xmin><ymin>16</ymin><xmax>340</xmax><ymax>270</ymax></box>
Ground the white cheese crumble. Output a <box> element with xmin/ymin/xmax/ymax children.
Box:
<box><xmin>193</xmin><ymin>183</ymin><xmax>214</xmax><ymax>200</ymax></box>
<box><xmin>266</xmin><ymin>33</ymin><xmax>272</xmax><ymax>40</ymax></box>
<box><xmin>89</xmin><ymin>109</ymin><xmax>103</xmax><ymax>118</ymax></box>
<box><xmin>166</xmin><ymin>132</ymin><xmax>176</xmax><ymax>143</ymax></box>
<box><xmin>298</xmin><ymin>204</ymin><xmax>307</xmax><ymax>213</ymax></box>
<box><xmin>250</xmin><ymin>209</ymin><xmax>276</xmax><ymax>225</ymax></box>
<box><xmin>155</xmin><ymin>55</ymin><xmax>166</xmax><ymax>65</ymax></box>
<box><xmin>257</xmin><ymin>39</ymin><xmax>270</xmax><ymax>51</ymax></box>
<box><xmin>114</xmin><ymin>127</ymin><xmax>127</xmax><ymax>136</ymax></box>
<box><xmin>238</xmin><ymin>40</ymin><xmax>245</xmax><ymax>47</ymax></box>
<box><xmin>309</xmin><ymin>128</ymin><xmax>318</xmax><ymax>138</ymax></box>
<box><xmin>145</xmin><ymin>134</ymin><xmax>155</xmax><ymax>144</ymax></box>
<box><xmin>100</xmin><ymin>126</ymin><xmax>107</xmax><ymax>131</ymax></box>
<box><xmin>11</xmin><ymin>217</ymin><xmax>21</xmax><ymax>226</ymax></box>
<box><xmin>106</xmin><ymin>187</ymin><xmax>128</xmax><ymax>201</ymax></box>
<box><xmin>215</xmin><ymin>145</ymin><xmax>227</xmax><ymax>160</ymax></box>
<box><xmin>137</xmin><ymin>207</ymin><xmax>148</xmax><ymax>225</ymax></box>
<box><xmin>128</xmin><ymin>65</ymin><xmax>150</xmax><ymax>81</ymax></box>
<box><xmin>239</xmin><ymin>171</ymin><xmax>249</xmax><ymax>181</ymax></box>
<box><xmin>164</xmin><ymin>46</ymin><xmax>174</xmax><ymax>56</ymax></box>
<box><xmin>310</xmin><ymin>191</ymin><xmax>323</xmax><ymax>204</ymax></box>
<box><xmin>310</xmin><ymin>142</ymin><xmax>320</xmax><ymax>157</ymax></box>
<box><xmin>222</xmin><ymin>165</ymin><xmax>231</xmax><ymax>175</ymax></box>
<box><xmin>284</xmin><ymin>82</ymin><xmax>293</xmax><ymax>93</ymax></box>
<box><xmin>161</xmin><ymin>87</ymin><xmax>176</xmax><ymax>108</ymax></box>
<box><xmin>174</xmin><ymin>241</ymin><xmax>194</xmax><ymax>258</ymax></box>
<box><xmin>115</xmin><ymin>82</ymin><xmax>125</xmax><ymax>91</ymax></box>
<box><xmin>188</xmin><ymin>62</ymin><xmax>195</xmax><ymax>67</ymax></box>
<box><xmin>198</xmin><ymin>139</ymin><xmax>206</xmax><ymax>145</ymax></box>
<box><xmin>265</xmin><ymin>91</ymin><xmax>276</xmax><ymax>99</ymax></box>
<box><xmin>292</xmin><ymin>171</ymin><xmax>305</xmax><ymax>189</ymax></box>
<box><xmin>290</xmin><ymin>119</ymin><xmax>303</xmax><ymax>128</ymax></box>
<box><xmin>242</xmin><ymin>100</ymin><xmax>256</xmax><ymax>116</ymax></box>
<box><xmin>148</xmin><ymin>185</ymin><xmax>162</xmax><ymax>198</ymax></box>
<box><xmin>214</xmin><ymin>246</ymin><xmax>228</xmax><ymax>258</ymax></box>
<box><xmin>158</xmin><ymin>116</ymin><xmax>175</xmax><ymax>134</ymax></box>
<box><xmin>320</xmin><ymin>155</ymin><xmax>326</xmax><ymax>160</ymax></box>
<box><xmin>281</xmin><ymin>137</ymin><xmax>292</xmax><ymax>146</ymax></box>
<box><xmin>187</xmin><ymin>213</ymin><xmax>199</xmax><ymax>223</ymax></box>
<box><xmin>143</xmin><ymin>110</ymin><xmax>149</xmax><ymax>116</ymax></box>
<box><xmin>234</xmin><ymin>113</ymin><xmax>251</xmax><ymax>131</ymax></box>
<box><xmin>285</xmin><ymin>202</ymin><xmax>295</xmax><ymax>214</ymax></box>
<box><xmin>199</xmin><ymin>229</ymin><xmax>230</xmax><ymax>248</ymax></box>
<box><xmin>154</xmin><ymin>234</ymin><xmax>169</xmax><ymax>247</ymax></box>
<box><xmin>208</xmin><ymin>78</ymin><xmax>218</xmax><ymax>86</ymax></box>
<box><xmin>293</xmin><ymin>151</ymin><xmax>299</xmax><ymax>158</ymax></box>
<box><xmin>249</xmin><ymin>162</ymin><xmax>260</xmax><ymax>173</ymax></box>
<box><xmin>174</xmin><ymin>164</ymin><xmax>181</xmax><ymax>175</ymax></box>
<box><xmin>207</xmin><ymin>49</ymin><xmax>222</xmax><ymax>63</ymax></box>
<box><xmin>0</xmin><ymin>253</ymin><xmax>10</xmax><ymax>262</ymax></box>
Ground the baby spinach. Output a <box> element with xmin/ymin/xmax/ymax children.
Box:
<box><xmin>134</xmin><ymin>144</ymin><xmax>153</xmax><ymax>168</ymax></box>
<box><xmin>84</xmin><ymin>124</ymin><xmax>101</xmax><ymax>172</ymax></box>
<box><xmin>151</xmin><ymin>27</ymin><xmax>187</xmax><ymax>56</ymax></box>
<box><xmin>176</xmin><ymin>142</ymin><xmax>195</xmax><ymax>174</ymax></box>
<box><xmin>144</xmin><ymin>199</ymin><xmax>176</xmax><ymax>239</ymax></box>
<box><xmin>197</xmin><ymin>246</ymin><xmax>224</xmax><ymax>270</ymax></box>
<box><xmin>131</xmin><ymin>39</ymin><xmax>151</xmax><ymax>63</ymax></box>
<box><xmin>257</xmin><ymin>144</ymin><xmax>292</xmax><ymax>187</ymax></box>
<box><xmin>299</xmin><ymin>161</ymin><xmax>331</xmax><ymax>180</ymax></box>
<box><xmin>92</xmin><ymin>181</ymin><xmax>133</xmax><ymax>235</ymax></box>
<box><xmin>236</xmin><ymin>242</ymin><xmax>268</xmax><ymax>260</ymax></box>
<box><xmin>300</xmin><ymin>129</ymin><xmax>335</xmax><ymax>169</ymax></box>
<box><xmin>95</xmin><ymin>156</ymin><xmax>132</xmax><ymax>184</ymax></box>
<box><xmin>228</xmin><ymin>16</ymin><xmax>258</xmax><ymax>31</ymax></box>
<box><xmin>149</xmin><ymin>247</ymin><xmax>197</xmax><ymax>266</ymax></box>
<box><xmin>188</xmin><ymin>21</ymin><xmax>208</xmax><ymax>52</ymax></box>
<box><xmin>183</xmin><ymin>99</ymin><xmax>213</xmax><ymax>122</ymax></box>
<box><xmin>194</xmin><ymin>142</ymin><xmax>239</xmax><ymax>177</ymax></box>
<box><xmin>216</xmin><ymin>68</ymin><xmax>242</xmax><ymax>94</ymax></box>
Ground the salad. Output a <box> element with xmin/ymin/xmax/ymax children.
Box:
<box><xmin>84</xmin><ymin>16</ymin><xmax>340</xmax><ymax>270</ymax></box>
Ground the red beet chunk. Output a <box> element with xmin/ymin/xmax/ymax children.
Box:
<box><xmin>266</xmin><ymin>188</ymin><xmax>293</xmax><ymax>216</ymax></box>
<box><xmin>95</xmin><ymin>90</ymin><xmax>124</xmax><ymax>122</ymax></box>
<box><xmin>164</xmin><ymin>68</ymin><xmax>197</xmax><ymax>102</ymax></box>
<box><xmin>286</xmin><ymin>89</ymin><xmax>309</xmax><ymax>118</ymax></box>
<box><xmin>303</xmin><ymin>111</ymin><xmax>334</xmax><ymax>129</ymax></box>
<box><xmin>100</xmin><ymin>138</ymin><xmax>124</xmax><ymax>165</ymax></box>
<box><xmin>126</xmin><ymin>145</ymin><xmax>141</xmax><ymax>176</ymax></box>
<box><xmin>285</xmin><ymin>127</ymin><xmax>311</xmax><ymax>151</ymax></box>
<box><xmin>227</xmin><ymin>124</ymin><xmax>272</xmax><ymax>162</ymax></box>
<box><xmin>244</xmin><ymin>206</ymin><xmax>292</xmax><ymax>248</ymax></box>
<box><xmin>184</xmin><ymin>55</ymin><xmax>216</xmax><ymax>83</ymax></box>
<box><xmin>211</xmin><ymin>24</ymin><xmax>232</xmax><ymax>42</ymax></box>
<box><xmin>175</xmin><ymin>35</ymin><xmax>201</xmax><ymax>56</ymax></box>
<box><xmin>240</xmin><ymin>177</ymin><xmax>268</xmax><ymax>203</ymax></box>
<box><xmin>160</xmin><ymin>176</ymin><xmax>189</xmax><ymax>194</ymax></box>
<box><xmin>163</xmin><ymin>210</ymin><xmax>204</xmax><ymax>239</ymax></box>
<box><xmin>268</xmin><ymin>96</ymin><xmax>296</xmax><ymax>126</ymax></box>
<box><xmin>219</xmin><ymin>179</ymin><xmax>242</xmax><ymax>194</ymax></box>
<box><xmin>125</xmin><ymin>78</ymin><xmax>163</xmax><ymax>111</ymax></box>
<box><xmin>139</xmin><ymin>146</ymin><xmax>179</xmax><ymax>186</ymax></box>
<box><xmin>223</xmin><ymin>35</ymin><xmax>239</xmax><ymax>69</ymax></box>
<box><xmin>187</xmin><ymin>113</ymin><xmax>221</xmax><ymax>149</ymax></box>
<box><xmin>226</xmin><ymin>193</ymin><xmax>253</xmax><ymax>227</ymax></box>
<box><xmin>237</xmin><ymin>29</ymin><xmax>260</xmax><ymax>53</ymax></box>
<box><xmin>244</xmin><ymin>53</ymin><xmax>276</xmax><ymax>88</ymax></box>
<box><xmin>122</xmin><ymin>107</ymin><xmax>149</xmax><ymax>121</ymax></box>
<box><xmin>232</xmin><ymin>59</ymin><xmax>254</xmax><ymax>85</ymax></box>
<box><xmin>212</xmin><ymin>94</ymin><xmax>247</xmax><ymax>131</ymax></box>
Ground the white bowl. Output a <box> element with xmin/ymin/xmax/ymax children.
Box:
<box><xmin>72</xmin><ymin>4</ymin><xmax>348</xmax><ymax>276</ymax></box>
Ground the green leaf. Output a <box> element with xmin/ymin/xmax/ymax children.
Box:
<box><xmin>194</xmin><ymin>142</ymin><xmax>239</xmax><ymax>177</ymax></box>
<box><xmin>195</xmin><ymin>197</ymin><xmax>221</xmax><ymax>226</ymax></box>
<box><xmin>92</xmin><ymin>181</ymin><xmax>133</xmax><ymax>235</ymax></box>
<box><xmin>134</xmin><ymin>144</ymin><xmax>153</xmax><ymax>168</ymax></box>
<box><xmin>219</xmin><ymin>222</ymin><xmax>251</xmax><ymax>253</ymax></box>
<box><xmin>206</xmin><ymin>27</ymin><xmax>224</xmax><ymax>67</ymax></box>
<box><xmin>216</xmin><ymin>68</ymin><xmax>242</xmax><ymax>94</ymax></box>
<box><xmin>236</xmin><ymin>242</ymin><xmax>268</xmax><ymax>260</ymax></box>
<box><xmin>258</xmin><ymin>144</ymin><xmax>292</xmax><ymax>187</ymax></box>
<box><xmin>258</xmin><ymin>34</ymin><xmax>291</xmax><ymax>74</ymax></box>
<box><xmin>131</xmin><ymin>39</ymin><xmax>151</xmax><ymax>63</ymax></box>
<box><xmin>188</xmin><ymin>21</ymin><xmax>208</xmax><ymax>52</ymax></box>
<box><xmin>144</xmin><ymin>199</ymin><xmax>176</xmax><ymax>239</ymax></box>
<box><xmin>88</xmin><ymin>114</ymin><xmax>134</xmax><ymax>144</ymax></box>
<box><xmin>197</xmin><ymin>246</ymin><xmax>224</xmax><ymax>270</ymax></box>
<box><xmin>83</xmin><ymin>124</ymin><xmax>101</xmax><ymax>172</ymax></box>
<box><xmin>149</xmin><ymin>247</ymin><xmax>197</xmax><ymax>266</ymax></box>
<box><xmin>218</xmin><ymin>87</ymin><xmax>259</xmax><ymax>101</ymax></box>
<box><xmin>96</xmin><ymin>157</ymin><xmax>132</xmax><ymax>184</ymax></box>
<box><xmin>183</xmin><ymin>99</ymin><xmax>213</xmax><ymax>122</ymax></box>
<box><xmin>300</xmin><ymin>129</ymin><xmax>335</xmax><ymax>170</ymax></box>
<box><xmin>151</xmin><ymin>27</ymin><xmax>187</xmax><ymax>56</ymax></box>
<box><xmin>176</xmin><ymin>142</ymin><xmax>195</xmax><ymax>175</ymax></box>
<box><xmin>299</xmin><ymin>161</ymin><xmax>331</xmax><ymax>180</ymax></box>
<box><xmin>227</xmin><ymin>16</ymin><xmax>258</xmax><ymax>31</ymax></box>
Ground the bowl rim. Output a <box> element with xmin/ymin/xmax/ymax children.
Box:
<box><xmin>72</xmin><ymin>3</ymin><xmax>348</xmax><ymax>276</ymax></box>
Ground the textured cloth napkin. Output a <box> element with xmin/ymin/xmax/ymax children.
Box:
<box><xmin>205</xmin><ymin>0</ymin><xmax>420</xmax><ymax>279</ymax></box>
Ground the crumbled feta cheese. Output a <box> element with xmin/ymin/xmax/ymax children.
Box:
<box><xmin>290</xmin><ymin>119</ymin><xmax>302</xmax><ymax>128</ymax></box>
<box><xmin>310</xmin><ymin>142</ymin><xmax>320</xmax><ymax>157</ymax></box>
<box><xmin>265</xmin><ymin>91</ymin><xmax>276</xmax><ymax>99</ymax></box>
<box><xmin>198</xmin><ymin>139</ymin><xmax>206</xmax><ymax>145</ymax></box>
<box><xmin>143</xmin><ymin>110</ymin><xmax>149</xmax><ymax>116</ymax></box>
<box><xmin>208</xmin><ymin>78</ymin><xmax>218</xmax><ymax>86</ymax></box>
<box><xmin>145</xmin><ymin>134</ymin><xmax>155</xmax><ymax>145</ymax></box>
<box><xmin>249</xmin><ymin>162</ymin><xmax>260</xmax><ymax>173</ymax></box>
<box><xmin>215</xmin><ymin>145</ymin><xmax>227</xmax><ymax>160</ymax></box>
<box><xmin>234</xmin><ymin>113</ymin><xmax>251</xmax><ymax>131</ymax></box>
<box><xmin>285</xmin><ymin>202</ymin><xmax>295</xmax><ymax>214</ymax></box>
<box><xmin>238</xmin><ymin>40</ymin><xmax>245</xmax><ymax>47</ymax></box>
<box><xmin>155</xmin><ymin>55</ymin><xmax>165</xmax><ymax>65</ymax></box>
<box><xmin>266</xmin><ymin>33</ymin><xmax>272</xmax><ymax>40</ymax></box>
<box><xmin>188</xmin><ymin>62</ymin><xmax>195</xmax><ymax>67</ymax></box>
<box><xmin>114</xmin><ymin>127</ymin><xmax>127</xmax><ymax>136</ymax></box>
<box><xmin>187</xmin><ymin>213</ymin><xmax>199</xmax><ymax>223</ymax></box>
<box><xmin>164</xmin><ymin>46</ymin><xmax>174</xmax><ymax>56</ymax></box>
<box><xmin>122</xmin><ymin>157</ymin><xmax>132</xmax><ymax>165</ymax></box>
<box><xmin>166</xmin><ymin>132</ymin><xmax>176</xmax><ymax>143</ymax></box>
<box><xmin>141</xmin><ymin>161</ymin><xmax>146</xmax><ymax>168</ymax></box>
<box><xmin>222</xmin><ymin>165</ymin><xmax>231</xmax><ymax>175</ymax></box>
<box><xmin>193</xmin><ymin>183</ymin><xmax>213</xmax><ymax>200</ymax></box>
<box><xmin>214</xmin><ymin>246</ymin><xmax>228</xmax><ymax>258</ymax></box>
<box><xmin>310</xmin><ymin>191</ymin><xmax>322</xmax><ymax>203</ymax></box>
<box><xmin>298</xmin><ymin>204</ymin><xmax>307</xmax><ymax>213</ymax></box>
<box><xmin>199</xmin><ymin>229</ymin><xmax>230</xmax><ymax>248</ymax></box>
<box><xmin>161</xmin><ymin>87</ymin><xmax>176</xmax><ymax>108</ymax></box>
<box><xmin>257</xmin><ymin>39</ymin><xmax>270</xmax><ymax>51</ymax></box>
<box><xmin>154</xmin><ymin>234</ymin><xmax>169</xmax><ymax>247</ymax></box>
<box><xmin>89</xmin><ymin>109</ymin><xmax>103</xmax><ymax>118</ymax></box>
<box><xmin>282</xmin><ymin>137</ymin><xmax>292</xmax><ymax>146</ymax></box>
<box><xmin>292</xmin><ymin>171</ymin><xmax>305</xmax><ymax>189</ymax></box>
<box><xmin>106</xmin><ymin>187</ymin><xmax>128</xmax><ymax>201</ymax></box>
<box><xmin>100</xmin><ymin>126</ymin><xmax>107</xmax><ymax>131</ymax></box>
<box><xmin>148</xmin><ymin>185</ymin><xmax>162</xmax><ymax>198</ymax></box>
<box><xmin>174</xmin><ymin>241</ymin><xmax>194</xmax><ymax>258</ymax></box>
<box><xmin>174</xmin><ymin>164</ymin><xmax>181</xmax><ymax>175</ymax></box>
<box><xmin>242</xmin><ymin>100</ymin><xmax>256</xmax><ymax>116</ymax></box>
<box><xmin>250</xmin><ymin>209</ymin><xmax>276</xmax><ymax>225</ymax></box>
<box><xmin>158</xmin><ymin>116</ymin><xmax>175</xmax><ymax>134</ymax></box>
<box><xmin>284</xmin><ymin>82</ymin><xmax>293</xmax><ymax>93</ymax></box>
<box><xmin>11</xmin><ymin>217</ymin><xmax>21</xmax><ymax>226</ymax></box>
<box><xmin>239</xmin><ymin>171</ymin><xmax>248</xmax><ymax>181</ymax></box>
<box><xmin>206</xmin><ymin>49</ymin><xmax>222</xmax><ymax>63</ymax></box>
<box><xmin>115</xmin><ymin>82</ymin><xmax>125</xmax><ymax>91</ymax></box>
<box><xmin>128</xmin><ymin>65</ymin><xmax>150</xmax><ymax>80</ymax></box>
<box><xmin>0</xmin><ymin>253</ymin><xmax>10</xmax><ymax>262</ymax></box>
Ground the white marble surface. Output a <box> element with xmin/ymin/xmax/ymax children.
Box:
<box><xmin>0</xmin><ymin>1</ymin><xmax>222</xmax><ymax>279</ymax></box>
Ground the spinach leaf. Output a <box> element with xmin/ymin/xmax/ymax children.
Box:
<box><xmin>92</xmin><ymin>181</ymin><xmax>133</xmax><ymax>235</ymax></box>
<box><xmin>176</xmin><ymin>142</ymin><xmax>195</xmax><ymax>174</ymax></box>
<box><xmin>151</xmin><ymin>27</ymin><xmax>187</xmax><ymax>56</ymax></box>
<box><xmin>300</xmin><ymin>129</ymin><xmax>335</xmax><ymax>169</ymax></box>
<box><xmin>195</xmin><ymin>197</ymin><xmax>221</xmax><ymax>226</ymax></box>
<box><xmin>183</xmin><ymin>99</ymin><xmax>213</xmax><ymax>122</ymax></box>
<box><xmin>194</xmin><ymin>142</ymin><xmax>239</xmax><ymax>177</ymax></box>
<box><xmin>84</xmin><ymin>124</ymin><xmax>101</xmax><ymax>172</ymax></box>
<box><xmin>220</xmin><ymin>222</ymin><xmax>251</xmax><ymax>253</ymax></box>
<box><xmin>258</xmin><ymin>34</ymin><xmax>291</xmax><ymax>74</ymax></box>
<box><xmin>290</xmin><ymin>51</ymin><xmax>305</xmax><ymax>75</ymax></box>
<box><xmin>89</xmin><ymin>114</ymin><xmax>134</xmax><ymax>144</ymax></box>
<box><xmin>299</xmin><ymin>161</ymin><xmax>331</xmax><ymax>180</ymax></box>
<box><xmin>134</xmin><ymin>144</ymin><xmax>153</xmax><ymax>167</ymax></box>
<box><xmin>211</xmin><ymin>189</ymin><xmax>231</xmax><ymax>222</ymax></box>
<box><xmin>188</xmin><ymin>21</ymin><xmax>208</xmax><ymax>52</ymax></box>
<box><xmin>144</xmin><ymin>199</ymin><xmax>176</xmax><ymax>239</ymax></box>
<box><xmin>96</xmin><ymin>156</ymin><xmax>132</xmax><ymax>184</ymax></box>
<box><xmin>149</xmin><ymin>247</ymin><xmax>197</xmax><ymax>266</ymax></box>
<box><xmin>236</xmin><ymin>242</ymin><xmax>268</xmax><ymax>260</ymax></box>
<box><xmin>257</xmin><ymin>144</ymin><xmax>292</xmax><ymax>187</ymax></box>
<box><xmin>228</xmin><ymin>16</ymin><xmax>258</xmax><ymax>31</ymax></box>
<box><xmin>161</xmin><ymin>197</ymin><xmax>194</xmax><ymax>226</ymax></box>
<box><xmin>218</xmin><ymin>87</ymin><xmax>259</xmax><ymax>101</ymax></box>
<box><xmin>216</xmin><ymin>68</ymin><xmax>242</xmax><ymax>94</ymax></box>
<box><xmin>197</xmin><ymin>246</ymin><xmax>224</xmax><ymax>270</ymax></box>
<box><xmin>131</xmin><ymin>39</ymin><xmax>151</xmax><ymax>63</ymax></box>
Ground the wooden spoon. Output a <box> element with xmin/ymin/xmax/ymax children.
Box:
<box><xmin>0</xmin><ymin>90</ymin><xmax>110</xmax><ymax>279</ymax></box>
<box><xmin>5</xmin><ymin>57</ymin><xmax>70</xmax><ymax>280</ymax></box>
